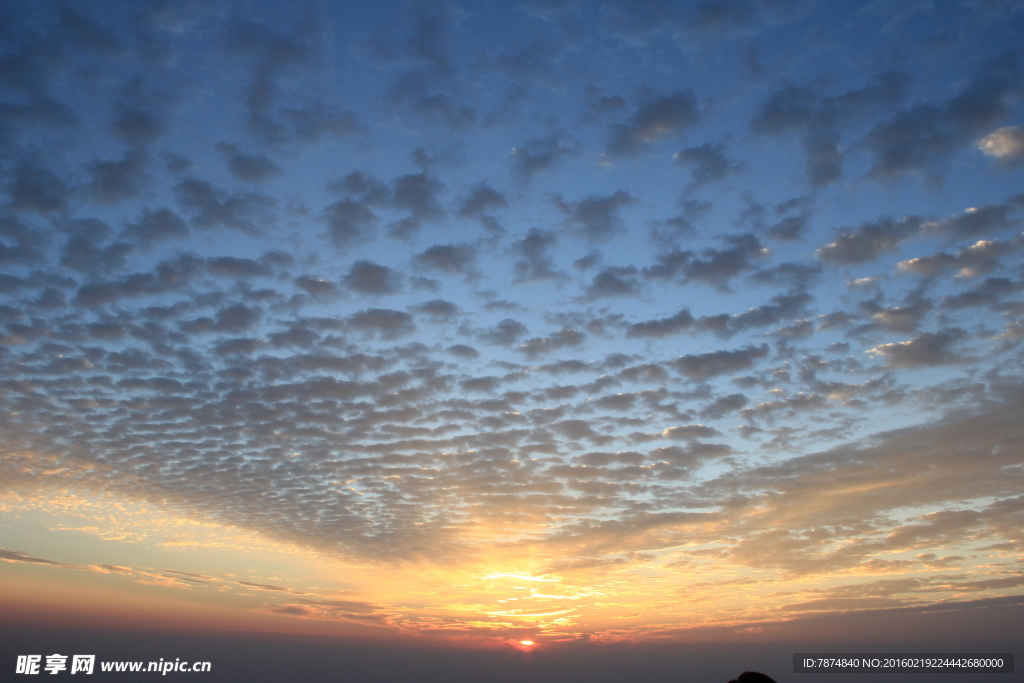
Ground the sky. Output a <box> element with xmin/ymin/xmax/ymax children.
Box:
<box><xmin>1</xmin><ymin>0</ymin><xmax>1023</xmax><ymax>680</ymax></box>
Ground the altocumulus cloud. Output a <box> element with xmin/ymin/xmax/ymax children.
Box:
<box><xmin>0</xmin><ymin>0</ymin><xmax>1022</xmax><ymax>648</ymax></box>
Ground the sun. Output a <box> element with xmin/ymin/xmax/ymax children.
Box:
<box><xmin>519</xmin><ymin>640</ymin><xmax>534</xmax><ymax>647</ymax></box>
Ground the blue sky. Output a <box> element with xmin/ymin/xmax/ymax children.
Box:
<box><xmin>1</xmin><ymin>0</ymin><xmax>1023</xmax><ymax>673</ymax></box>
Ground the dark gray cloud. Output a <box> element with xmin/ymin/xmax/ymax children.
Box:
<box><xmin>927</xmin><ymin>202</ymin><xmax>1019</xmax><ymax>238</ymax></box>
<box><xmin>751</xmin><ymin>71</ymin><xmax>912</xmax><ymax>186</ymax></box>
<box><xmin>511</xmin><ymin>132</ymin><xmax>576</xmax><ymax>184</ymax></box>
<box><xmin>867</xmin><ymin>328</ymin><xmax>966</xmax><ymax>368</ymax></box>
<box><xmin>940</xmin><ymin>276</ymin><xmax>1023</xmax><ymax>310</ymax></box>
<box><xmin>123</xmin><ymin>207</ymin><xmax>189</xmax><ymax>243</ymax></box>
<box><xmin>555</xmin><ymin>191</ymin><xmax>636</xmax><ymax>242</ymax></box>
<box><xmin>217</xmin><ymin>143</ymin><xmax>283</xmax><ymax>183</ymax></box>
<box><xmin>84</xmin><ymin>151</ymin><xmax>150</xmax><ymax>204</ymax></box>
<box><xmin>111</xmin><ymin>100</ymin><xmax>167</xmax><ymax>149</ymax></box>
<box><xmin>59</xmin><ymin>218</ymin><xmax>134</xmax><ymax>274</ymax></box>
<box><xmin>294</xmin><ymin>275</ymin><xmax>338</xmax><ymax>298</ymax></box>
<box><xmin>222</xmin><ymin>13</ymin><xmax>360</xmax><ymax>146</ymax></box>
<box><xmin>861</xmin><ymin>54</ymin><xmax>1022</xmax><ymax>180</ymax></box>
<box><xmin>457</xmin><ymin>183</ymin><xmax>507</xmax><ymax>220</ymax></box>
<box><xmin>700</xmin><ymin>392</ymin><xmax>749</xmax><ymax>419</ymax></box>
<box><xmin>348</xmin><ymin>308</ymin><xmax>416</xmax><ymax>339</ymax></box>
<box><xmin>412</xmin><ymin>243</ymin><xmax>477</xmax><ymax>276</ymax></box>
<box><xmin>645</xmin><ymin>234</ymin><xmax>768</xmax><ymax>291</ymax></box>
<box><xmin>683</xmin><ymin>0</ymin><xmax>814</xmax><ymax>38</ymax></box>
<box><xmin>627</xmin><ymin>308</ymin><xmax>694</xmax><ymax>338</ymax></box>
<box><xmin>388</xmin><ymin>171</ymin><xmax>445</xmax><ymax>237</ymax></box>
<box><xmin>446</xmin><ymin>343</ymin><xmax>479</xmax><ymax>359</ymax></box>
<box><xmin>583</xmin><ymin>266</ymin><xmax>642</xmax><ymax>299</ymax></box>
<box><xmin>343</xmin><ymin>260</ymin><xmax>404</xmax><ymax>295</ymax></box>
<box><xmin>897</xmin><ymin>238</ymin><xmax>1009</xmax><ymax>279</ymax></box>
<box><xmin>208</xmin><ymin>255</ymin><xmax>273</xmax><ymax>279</ymax></box>
<box><xmin>55</xmin><ymin>0</ymin><xmax>121</xmax><ymax>56</ymax></box>
<box><xmin>175</xmin><ymin>178</ymin><xmax>276</xmax><ymax>234</ymax></box>
<box><xmin>7</xmin><ymin>162</ymin><xmax>71</xmax><ymax>214</ymax></box>
<box><xmin>674</xmin><ymin>142</ymin><xmax>743</xmax><ymax>187</ymax></box>
<box><xmin>670</xmin><ymin>344</ymin><xmax>769</xmax><ymax>380</ymax></box>
<box><xmin>411</xmin><ymin>298</ymin><xmax>460</xmax><ymax>320</ymax></box>
<box><xmin>511</xmin><ymin>228</ymin><xmax>564</xmax><ymax>284</ymax></box>
<box><xmin>479</xmin><ymin>318</ymin><xmax>529</xmax><ymax>346</ymax></box>
<box><xmin>387</xmin><ymin>70</ymin><xmax>476</xmax><ymax>131</ymax></box>
<box><xmin>323</xmin><ymin>199</ymin><xmax>378</xmax><ymax>247</ymax></box>
<box><xmin>605</xmin><ymin>90</ymin><xmax>701</xmax><ymax>158</ymax></box>
<box><xmin>816</xmin><ymin>216</ymin><xmax>923</xmax><ymax>265</ymax></box>
<box><xmin>518</xmin><ymin>328</ymin><xmax>586</xmax><ymax>358</ymax></box>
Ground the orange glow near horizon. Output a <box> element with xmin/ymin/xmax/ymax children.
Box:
<box><xmin>2</xmin><ymin>487</ymin><xmax>1023</xmax><ymax>646</ymax></box>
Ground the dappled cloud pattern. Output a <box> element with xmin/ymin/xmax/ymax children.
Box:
<box><xmin>0</xmin><ymin>0</ymin><xmax>1023</xmax><ymax>643</ymax></box>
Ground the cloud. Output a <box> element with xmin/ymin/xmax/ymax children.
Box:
<box><xmin>446</xmin><ymin>344</ymin><xmax>479</xmax><ymax>359</ymax></box>
<box><xmin>175</xmin><ymin>178</ymin><xmax>276</xmax><ymax>234</ymax></box>
<box><xmin>860</xmin><ymin>54</ymin><xmax>1022</xmax><ymax>180</ymax></box>
<box><xmin>222</xmin><ymin>13</ymin><xmax>360</xmax><ymax>146</ymax></box>
<box><xmin>940</xmin><ymin>276</ymin><xmax>1023</xmax><ymax>310</ymax></box>
<box><xmin>926</xmin><ymin>202</ymin><xmax>1019</xmax><ymax>238</ymax></box>
<box><xmin>84</xmin><ymin>151</ymin><xmax>149</xmax><ymax>204</ymax></box>
<box><xmin>347</xmin><ymin>308</ymin><xmax>416</xmax><ymax>339</ymax></box>
<box><xmin>683</xmin><ymin>0</ymin><xmax>814</xmax><ymax>38</ymax></box>
<box><xmin>700</xmin><ymin>393</ymin><xmax>749</xmax><ymax>419</ymax></box>
<box><xmin>480</xmin><ymin>318</ymin><xmax>529</xmax><ymax>346</ymax></box>
<box><xmin>1</xmin><ymin>0</ymin><xmax>1023</xmax><ymax>643</ymax></box>
<box><xmin>294</xmin><ymin>275</ymin><xmax>338</xmax><ymax>298</ymax></box>
<box><xmin>111</xmin><ymin>101</ymin><xmax>167</xmax><ymax>149</ymax></box>
<box><xmin>583</xmin><ymin>266</ymin><xmax>642</xmax><ymax>299</ymax></box>
<box><xmin>457</xmin><ymin>183</ymin><xmax>507</xmax><ymax>218</ymax></box>
<box><xmin>605</xmin><ymin>90</ymin><xmax>701</xmax><ymax>157</ymax></box>
<box><xmin>411</xmin><ymin>299</ymin><xmax>461</xmax><ymax>320</ymax></box>
<box><xmin>674</xmin><ymin>142</ymin><xmax>744</xmax><ymax>187</ymax></box>
<box><xmin>0</xmin><ymin>548</ymin><xmax>65</xmax><ymax>565</ymax></box>
<box><xmin>511</xmin><ymin>132</ymin><xmax>576</xmax><ymax>183</ymax></box>
<box><xmin>181</xmin><ymin>303</ymin><xmax>261</xmax><ymax>334</ymax></box>
<box><xmin>660</xmin><ymin>424</ymin><xmax>720</xmax><ymax>440</ymax></box>
<box><xmin>751</xmin><ymin>71</ymin><xmax>911</xmax><ymax>185</ymax></box>
<box><xmin>977</xmin><ymin>125</ymin><xmax>1024</xmax><ymax>163</ymax></box>
<box><xmin>518</xmin><ymin>328</ymin><xmax>586</xmax><ymax>358</ymax></box>
<box><xmin>343</xmin><ymin>260</ymin><xmax>404</xmax><ymax>295</ymax></box>
<box><xmin>323</xmin><ymin>199</ymin><xmax>378</xmax><ymax>247</ymax></box>
<box><xmin>511</xmin><ymin>229</ymin><xmax>565</xmax><ymax>284</ymax></box>
<box><xmin>57</xmin><ymin>218</ymin><xmax>133</xmax><ymax>274</ymax></box>
<box><xmin>387</xmin><ymin>70</ymin><xmax>476</xmax><ymax>131</ymax></box>
<box><xmin>816</xmin><ymin>216</ymin><xmax>923</xmax><ymax>264</ymax></box>
<box><xmin>866</xmin><ymin>329</ymin><xmax>966</xmax><ymax>368</ymax></box>
<box><xmin>555</xmin><ymin>191</ymin><xmax>636</xmax><ymax>242</ymax></box>
<box><xmin>208</xmin><ymin>255</ymin><xmax>274</xmax><ymax>279</ymax></box>
<box><xmin>645</xmin><ymin>234</ymin><xmax>768</xmax><ymax>291</ymax></box>
<box><xmin>670</xmin><ymin>344</ymin><xmax>769</xmax><ymax>380</ymax></box>
<box><xmin>217</xmin><ymin>143</ymin><xmax>283</xmax><ymax>183</ymax></box>
<box><xmin>56</xmin><ymin>0</ymin><xmax>122</xmax><ymax>56</ymax></box>
<box><xmin>626</xmin><ymin>308</ymin><xmax>694</xmax><ymax>338</ymax></box>
<box><xmin>859</xmin><ymin>296</ymin><xmax>932</xmax><ymax>333</ymax></box>
<box><xmin>412</xmin><ymin>243</ymin><xmax>477</xmax><ymax>277</ymax></box>
<box><xmin>6</xmin><ymin>162</ymin><xmax>71</xmax><ymax>214</ymax></box>
<box><xmin>123</xmin><ymin>207</ymin><xmax>189</xmax><ymax>243</ymax></box>
<box><xmin>897</xmin><ymin>239</ymin><xmax>1008</xmax><ymax>279</ymax></box>
<box><xmin>388</xmin><ymin>171</ymin><xmax>446</xmax><ymax>237</ymax></box>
